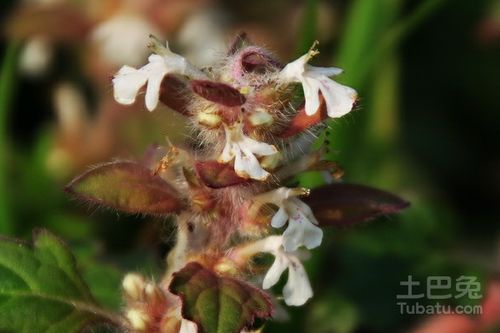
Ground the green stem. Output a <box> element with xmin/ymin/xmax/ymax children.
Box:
<box><xmin>0</xmin><ymin>42</ymin><xmax>20</xmax><ymax>234</ymax></box>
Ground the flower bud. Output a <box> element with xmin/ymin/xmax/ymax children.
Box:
<box><xmin>126</xmin><ymin>309</ymin><xmax>149</xmax><ymax>331</ymax></box>
<box><xmin>122</xmin><ymin>273</ymin><xmax>146</xmax><ymax>301</ymax></box>
<box><xmin>197</xmin><ymin>112</ymin><xmax>222</xmax><ymax>128</ymax></box>
<box><xmin>260</xmin><ymin>152</ymin><xmax>282</xmax><ymax>170</ymax></box>
<box><xmin>249</xmin><ymin>109</ymin><xmax>273</xmax><ymax>127</ymax></box>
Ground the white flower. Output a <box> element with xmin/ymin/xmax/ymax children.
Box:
<box><xmin>256</xmin><ymin>187</ymin><xmax>323</xmax><ymax>252</ymax></box>
<box><xmin>179</xmin><ymin>319</ymin><xmax>198</xmax><ymax>333</ymax></box>
<box><xmin>19</xmin><ymin>37</ymin><xmax>53</xmax><ymax>76</ymax></box>
<box><xmin>279</xmin><ymin>46</ymin><xmax>357</xmax><ymax>118</ymax></box>
<box><xmin>218</xmin><ymin>123</ymin><xmax>278</xmax><ymax>181</ymax></box>
<box><xmin>92</xmin><ymin>14</ymin><xmax>159</xmax><ymax>67</ymax></box>
<box><xmin>112</xmin><ymin>38</ymin><xmax>206</xmax><ymax>111</ymax></box>
<box><xmin>257</xmin><ymin>236</ymin><xmax>313</xmax><ymax>306</ymax></box>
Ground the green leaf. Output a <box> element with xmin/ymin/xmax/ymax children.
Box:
<box><xmin>0</xmin><ymin>229</ymin><xmax>122</xmax><ymax>333</ymax></box>
<box><xmin>65</xmin><ymin>161</ymin><xmax>183</xmax><ymax>216</ymax></box>
<box><xmin>169</xmin><ymin>262</ymin><xmax>272</xmax><ymax>333</ymax></box>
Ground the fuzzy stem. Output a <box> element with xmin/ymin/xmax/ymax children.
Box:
<box><xmin>163</xmin><ymin>214</ymin><xmax>190</xmax><ymax>285</ymax></box>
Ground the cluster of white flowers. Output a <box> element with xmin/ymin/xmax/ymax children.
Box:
<box><xmin>112</xmin><ymin>39</ymin><xmax>356</xmax><ymax>182</ymax></box>
<box><xmin>218</xmin><ymin>123</ymin><xmax>278</xmax><ymax>180</ymax></box>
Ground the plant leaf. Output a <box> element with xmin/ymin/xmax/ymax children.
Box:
<box><xmin>195</xmin><ymin>161</ymin><xmax>250</xmax><ymax>189</ymax></box>
<box><xmin>0</xmin><ymin>229</ymin><xmax>121</xmax><ymax>333</ymax></box>
<box><xmin>169</xmin><ymin>262</ymin><xmax>272</xmax><ymax>333</ymax></box>
<box><xmin>159</xmin><ymin>74</ymin><xmax>192</xmax><ymax>116</ymax></box>
<box><xmin>191</xmin><ymin>80</ymin><xmax>246</xmax><ymax>107</ymax></box>
<box><xmin>305</xmin><ymin>183</ymin><xmax>409</xmax><ymax>226</ymax></box>
<box><xmin>65</xmin><ymin>161</ymin><xmax>183</xmax><ymax>215</ymax></box>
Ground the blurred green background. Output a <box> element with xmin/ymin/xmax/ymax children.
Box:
<box><xmin>0</xmin><ymin>0</ymin><xmax>499</xmax><ymax>332</ymax></box>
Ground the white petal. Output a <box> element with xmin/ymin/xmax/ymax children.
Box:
<box><xmin>234</xmin><ymin>146</ymin><xmax>270</xmax><ymax>180</ymax></box>
<box><xmin>112</xmin><ymin>66</ymin><xmax>149</xmax><ymax>105</ymax></box>
<box><xmin>263</xmin><ymin>251</ymin><xmax>288</xmax><ymax>289</ymax></box>
<box><xmin>318</xmin><ymin>77</ymin><xmax>357</xmax><ymax>118</ymax></box>
<box><xmin>305</xmin><ymin>65</ymin><xmax>343</xmax><ymax>77</ymax></box>
<box><xmin>241</xmin><ymin>136</ymin><xmax>277</xmax><ymax>156</ymax></box>
<box><xmin>258</xmin><ymin>235</ymin><xmax>284</xmax><ymax>253</ymax></box>
<box><xmin>291</xmin><ymin>198</ymin><xmax>319</xmax><ymax>226</ymax></box>
<box><xmin>179</xmin><ymin>319</ymin><xmax>198</xmax><ymax>333</ymax></box>
<box><xmin>278</xmin><ymin>199</ymin><xmax>323</xmax><ymax>252</ymax></box>
<box><xmin>271</xmin><ymin>206</ymin><xmax>288</xmax><ymax>228</ymax></box>
<box><xmin>144</xmin><ymin>69</ymin><xmax>167</xmax><ymax>111</ymax></box>
<box><xmin>302</xmin><ymin>77</ymin><xmax>321</xmax><ymax>116</ymax></box>
<box><xmin>279</xmin><ymin>54</ymin><xmax>308</xmax><ymax>82</ymax></box>
<box><xmin>283</xmin><ymin>257</ymin><xmax>313</xmax><ymax>306</ymax></box>
<box><xmin>283</xmin><ymin>216</ymin><xmax>323</xmax><ymax>252</ymax></box>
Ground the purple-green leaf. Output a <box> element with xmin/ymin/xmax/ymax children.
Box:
<box><xmin>65</xmin><ymin>161</ymin><xmax>183</xmax><ymax>215</ymax></box>
<box><xmin>305</xmin><ymin>183</ymin><xmax>409</xmax><ymax>226</ymax></box>
<box><xmin>169</xmin><ymin>262</ymin><xmax>272</xmax><ymax>333</ymax></box>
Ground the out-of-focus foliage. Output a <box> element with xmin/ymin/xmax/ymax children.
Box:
<box><xmin>0</xmin><ymin>0</ymin><xmax>499</xmax><ymax>332</ymax></box>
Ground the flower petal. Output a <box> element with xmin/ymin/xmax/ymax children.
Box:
<box><xmin>305</xmin><ymin>65</ymin><xmax>343</xmax><ymax>77</ymax></box>
<box><xmin>283</xmin><ymin>256</ymin><xmax>313</xmax><ymax>306</ymax></box>
<box><xmin>113</xmin><ymin>66</ymin><xmax>149</xmax><ymax>105</ymax></box>
<box><xmin>318</xmin><ymin>77</ymin><xmax>357</xmax><ymax>118</ymax></box>
<box><xmin>179</xmin><ymin>319</ymin><xmax>198</xmax><ymax>333</ymax></box>
<box><xmin>234</xmin><ymin>145</ymin><xmax>270</xmax><ymax>180</ymax></box>
<box><xmin>302</xmin><ymin>77</ymin><xmax>321</xmax><ymax>116</ymax></box>
<box><xmin>271</xmin><ymin>206</ymin><xmax>288</xmax><ymax>228</ymax></box>
<box><xmin>283</xmin><ymin>214</ymin><xmax>323</xmax><ymax>251</ymax></box>
<box><xmin>242</xmin><ymin>136</ymin><xmax>277</xmax><ymax>156</ymax></box>
<box><xmin>263</xmin><ymin>251</ymin><xmax>288</xmax><ymax>289</ymax></box>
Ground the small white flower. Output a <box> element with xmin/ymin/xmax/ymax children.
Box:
<box><xmin>19</xmin><ymin>37</ymin><xmax>53</xmax><ymax>76</ymax></box>
<box><xmin>279</xmin><ymin>45</ymin><xmax>357</xmax><ymax>118</ymax></box>
<box><xmin>257</xmin><ymin>236</ymin><xmax>313</xmax><ymax>306</ymax></box>
<box><xmin>218</xmin><ymin>123</ymin><xmax>278</xmax><ymax>181</ymax></box>
<box><xmin>113</xmin><ymin>38</ymin><xmax>206</xmax><ymax>111</ymax></box>
<box><xmin>257</xmin><ymin>187</ymin><xmax>323</xmax><ymax>252</ymax></box>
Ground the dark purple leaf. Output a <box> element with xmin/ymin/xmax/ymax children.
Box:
<box><xmin>305</xmin><ymin>183</ymin><xmax>409</xmax><ymax>226</ymax></box>
<box><xmin>191</xmin><ymin>80</ymin><xmax>246</xmax><ymax>107</ymax></box>
<box><xmin>65</xmin><ymin>161</ymin><xmax>183</xmax><ymax>215</ymax></box>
